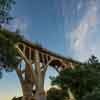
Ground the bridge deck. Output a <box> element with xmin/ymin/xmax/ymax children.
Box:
<box><xmin>17</xmin><ymin>38</ymin><xmax>82</xmax><ymax>68</ymax></box>
<box><xmin>0</xmin><ymin>29</ymin><xmax>82</xmax><ymax>67</ymax></box>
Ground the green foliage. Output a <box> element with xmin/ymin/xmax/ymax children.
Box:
<box><xmin>88</xmin><ymin>55</ymin><xmax>99</xmax><ymax>64</ymax></box>
<box><xmin>0</xmin><ymin>0</ymin><xmax>18</xmax><ymax>78</ymax></box>
<box><xmin>50</xmin><ymin>55</ymin><xmax>100</xmax><ymax>100</ymax></box>
<box><xmin>0</xmin><ymin>28</ymin><xmax>22</xmax><ymax>77</ymax></box>
<box><xmin>47</xmin><ymin>88</ymin><xmax>66</xmax><ymax>100</ymax></box>
<box><xmin>0</xmin><ymin>0</ymin><xmax>15</xmax><ymax>24</ymax></box>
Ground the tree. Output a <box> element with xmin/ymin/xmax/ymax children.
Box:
<box><xmin>47</xmin><ymin>88</ymin><xmax>66</xmax><ymax>100</ymax></box>
<box><xmin>50</xmin><ymin>55</ymin><xmax>100</xmax><ymax>100</ymax></box>
<box><xmin>0</xmin><ymin>29</ymin><xmax>22</xmax><ymax>76</ymax></box>
<box><xmin>0</xmin><ymin>0</ymin><xmax>18</xmax><ymax>78</ymax></box>
<box><xmin>0</xmin><ymin>0</ymin><xmax>15</xmax><ymax>25</ymax></box>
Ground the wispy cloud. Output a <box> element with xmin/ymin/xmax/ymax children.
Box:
<box><xmin>13</xmin><ymin>17</ymin><xmax>28</xmax><ymax>33</ymax></box>
<box><xmin>77</xmin><ymin>0</ymin><xmax>82</xmax><ymax>12</ymax></box>
<box><xmin>69</xmin><ymin>0</ymin><xmax>97</xmax><ymax>60</ymax></box>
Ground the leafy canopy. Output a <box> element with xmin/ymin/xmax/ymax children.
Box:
<box><xmin>47</xmin><ymin>88</ymin><xmax>66</xmax><ymax>100</ymax></box>
<box><xmin>50</xmin><ymin>55</ymin><xmax>100</xmax><ymax>100</ymax></box>
<box><xmin>0</xmin><ymin>0</ymin><xmax>18</xmax><ymax>78</ymax></box>
<box><xmin>0</xmin><ymin>28</ymin><xmax>22</xmax><ymax>73</ymax></box>
<box><xmin>0</xmin><ymin>0</ymin><xmax>15</xmax><ymax>24</ymax></box>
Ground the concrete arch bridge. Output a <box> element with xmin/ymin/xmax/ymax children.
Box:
<box><xmin>14</xmin><ymin>38</ymin><xmax>81</xmax><ymax>100</ymax></box>
<box><xmin>1</xmin><ymin>29</ymin><xmax>81</xmax><ymax>100</ymax></box>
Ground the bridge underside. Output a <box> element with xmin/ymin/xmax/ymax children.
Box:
<box><xmin>14</xmin><ymin>41</ymin><xmax>81</xmax><ymax>100</ymax></box>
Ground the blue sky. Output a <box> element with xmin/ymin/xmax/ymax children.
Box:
<box><xmin>0</xmin><ymin>0</ymin><xmax>99</xmax><ymax>100</ymax></box>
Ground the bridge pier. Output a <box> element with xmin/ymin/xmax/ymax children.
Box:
<box><xmin>15</xmin><ymin>46</ymin><xmax>49</xmax><ymax>100</ymax></box>
<box><xmin>14</xmin><ymin>42</ymin><xmax>80</xmax><ymax>100</ymax></box>
<box><xmin>35</xmin><ymin>90</ymin><xmax>46</xmax><ymax>100</ymax></box>
<box><xmin>21</xmin><ymin>81</ymin><xmax>33</xmax><ymax>100</ymax></box>
<box><xmin>34</xmin><ymin>50</ymin><xmax>47</xmax><ymax>100</ymax></box>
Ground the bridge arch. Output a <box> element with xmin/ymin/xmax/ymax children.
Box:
<box><xmin>14</xmin><ymin>40</ymin><xmax>81</xmax><ymax>100</ymax></box>
<box><xmin>47</xmin><ymin>59</ymin><xmax>65</xmax><ymax>72</ymax></box>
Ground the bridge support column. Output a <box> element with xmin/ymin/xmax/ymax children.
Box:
<box><xmin>35</xmin><ymin>90</ymin><xmax>46</xmax><ymax>100</ymax></box>
<box><xmin>21</xmin><ymin>81</ymin><xmax>33</xmax><ymax>100</ymax></box>
<box><xmin>16</xmin><ymin>43</ymin><xmax>71</xmax><ymax>100</ymax></box>
<box><xmin>34</xmin><ymin>50</ymin><xmax>47</xmax><ymax>100</ymax></box>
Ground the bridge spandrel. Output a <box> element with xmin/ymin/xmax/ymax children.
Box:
<box><xmin>16</xmin><ymin>42</ymin><xmax>80</xmax><ymax>70</ymax></box>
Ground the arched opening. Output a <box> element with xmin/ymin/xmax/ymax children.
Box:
<box><xmin>44</xmin><ymin>59</ymin><xmax>65</xmax><ymax>91</ymax></box>
<box><xmin>44</xmin><ymin>66</ymin><xmax>58</xmax><ymax>91</ymax></box>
